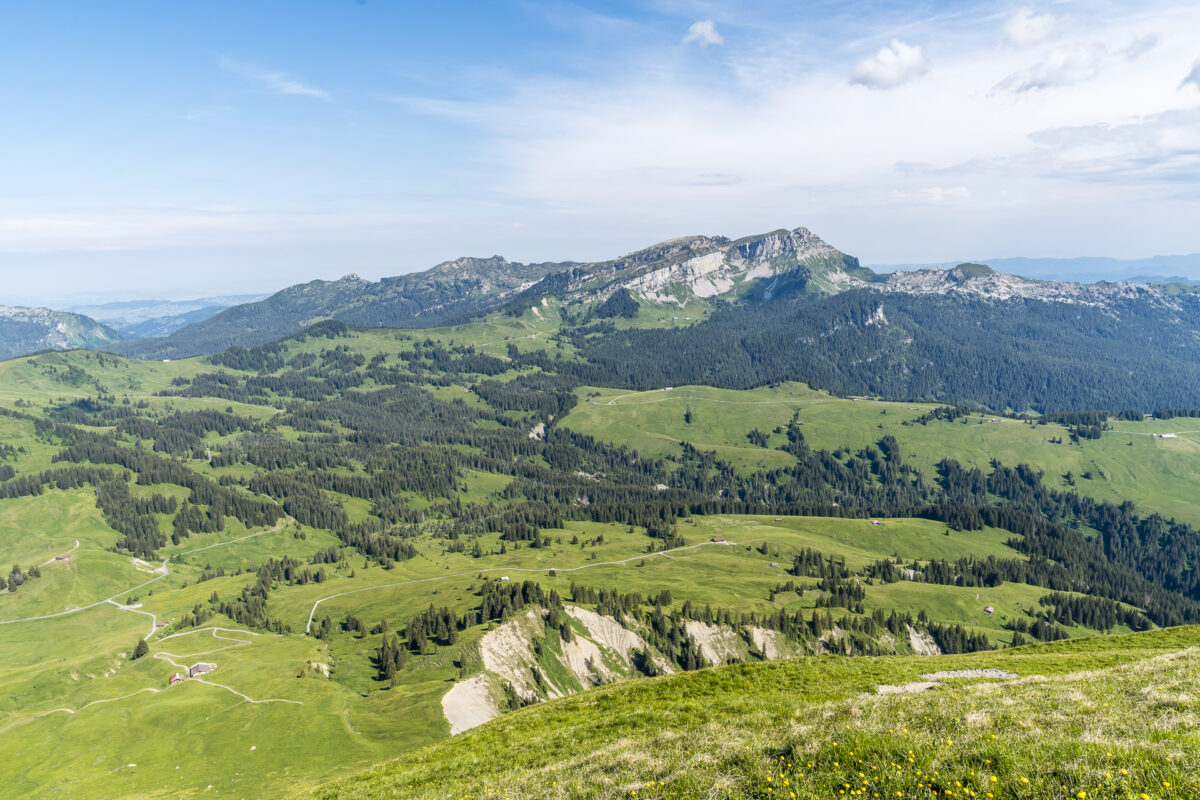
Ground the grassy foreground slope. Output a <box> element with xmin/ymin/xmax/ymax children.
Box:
<box><xmin>304</xmin><ymin>627</ymin><xmax>1200</xmax><ymax>800</ymax></box>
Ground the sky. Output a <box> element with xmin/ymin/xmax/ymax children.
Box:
<box><xmin>2</xmin><ymin>0</ymin><xmax>1200</xmax><ymax>305</ymax></box>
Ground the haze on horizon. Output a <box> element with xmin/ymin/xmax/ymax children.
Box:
<box><xmin>2</xmin><ymin>0</ymin><xmax>1200</xmax><ymax>306</ymax></box>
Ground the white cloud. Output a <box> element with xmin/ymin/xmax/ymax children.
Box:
<box><xmin>682</xmin><ymin>20</ymin><xmax>723</xmax><ymax>47</ymax></box>
<box><xmin>1003</xmin><ymin>8</ymin><xmax>1062</xmax><ymax>47</ymax></box>
<box><xmin>219</xmin><ymin>57</ymin><xmax>330</xmax><ymax>99</ymax></box>
<box><xmin>1183</xmin><ymin>60</ymin><xmax>1200</xmax><ymax>91</ymax></box>
<box><xmin>922</xmin><ymin>186</ymin><xmax>971</xmax><ymax>203</ymax></box>
<box><xmin>850</xmin><ymin>40</ymin><xmax>928</xmax><ymax>89</ymax></box>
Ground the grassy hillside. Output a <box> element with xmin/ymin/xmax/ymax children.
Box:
<box><xmin>303</xmin><ymin>626</ymin><xmax>1200</xmax><ymax>799</ymax></box>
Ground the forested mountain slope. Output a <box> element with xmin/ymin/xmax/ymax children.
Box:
<box><xmin>110</xmin><ymin>257</ymin><xmax>575</xmax><ymax>360</ymax></box>
<box><xmin>559</xmin><ymin>289</ymin><xmax>1200</xmax><ymax>411</ymax></box>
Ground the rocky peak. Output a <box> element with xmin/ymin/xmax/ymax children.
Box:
<box><xmin>948</xmin><ymin>263</ymin><xmax>995</xmax><ymax>282</ymax></box>
<box><xmin>427</xmin><ymin>256</ymin><xmax>511</xmax><ymax>278</ymax></box>
<box><xmin>613</xmin><ymin>235</ymin><xmax>730</xmax><ymax>270</ymax></box>
<box><xmin>729</xmin><ymin>227</ymin><xmax>838</xmax><ymax>263</ymax></box>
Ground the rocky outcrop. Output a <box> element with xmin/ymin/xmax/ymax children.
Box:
<box><xmin>441</xmin><ymin>674</ymin><xmax>500</xmax><ymax>735</ymax></box>
<box><xmin>441</xmin><ymin>603</ymin><xmax>928</xmax><ymax>736</ymax></box>
<box><xmin>908</xmin><ymin>625</ymin><xmax>943</xmax><ymax>656</ymax></box>
<box><xmin>684</xmin><ymin>620</ymin><xmax>748</xmax><ymax>665</ymax></box>
<box><xmin>443</xmin><ymin>606</ymin><xmax>650</xmax><ymax>735</ymax></box>
<box><xmin>881</xmin><ymin>264</ymin><xmax>1173</xmax><ymax>308</ymax></box>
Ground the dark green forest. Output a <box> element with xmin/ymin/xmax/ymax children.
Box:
<box><xmin>557</xmin><ymin>290</ymin><xmax>1200</xmax><ymax>412</ymax></box>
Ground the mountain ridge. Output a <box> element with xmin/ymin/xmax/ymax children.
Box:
<box><xmin>105</xmin><ymin>224</ymin><xmax>1197</xmax><ymax>361</ymax></box>
<box><xmin>105</xmin><ymin>226</ymin><xmax>876</xmax><ymax>359</ymax></box>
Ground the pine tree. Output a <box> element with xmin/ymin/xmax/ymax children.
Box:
<box><xmin>132</xmin><ymin>638</ymin><xmax>149</xmax><ymax>659</ymax></box>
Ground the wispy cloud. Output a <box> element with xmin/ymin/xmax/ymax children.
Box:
<box><xmin>850</xmin><ymin>40</ymin><xmax>928</xmax><ymax>89</ymax></box>
<box><xmin>682</xmin><ymin>20</ymin><xmax>723</xmax><ymax>47</ymax></box>
<box><xmin>1003</xmin><ymin>8</ymin><xmax>1063</xmax><ymax>47</ymax></box>
<box><xmin>995</xmin><ymin>44</ymin><xmax>1109</xmax><ymax>92</ymax></box>
<box><xmin>1123</xmin><ymin>34</ymin><xmax>1158</xmax><ymax>59</ymax></box>
<box><xmin>1183</xmin><ymin>60</ymin><xmax>1200</xmax><ymax>91</ymax></box>
<box><xmin>920</xmin><ymin>186</ymin><xmax>970</xmax><ymax>203</ymax></box>
<box><xmin>384</xmin><ymin>95</ymin><xmax>485</xmax><ymax>121</ymax></box>
<box><xmin>219</xmin><ymin>57</ymin><xmax>330</xmax><ymax>99</ymax></box>
<box><xmin>995</xmin><ymin>36</ymin><xmax>1157</xmax><ymax>94</ymax></box>
<box><xmin>1023</xmin><ymin>108</ymin><xmax>1200</xmax><ymax>184</ymax></box>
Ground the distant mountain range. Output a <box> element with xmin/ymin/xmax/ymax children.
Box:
<box><xmin>872</xmin><ymin>254</ymin><xmax>1200</xmax><ymax>284</ymax></box>
<box><xmin>66</xmin><ymin>294</ymin><xmax>267</xmax><ymax>338</ymax></box>
<box><xmin>0</xmin><ymin>306</ymin><xmax>124</xmax><ymax>361</ymax></box>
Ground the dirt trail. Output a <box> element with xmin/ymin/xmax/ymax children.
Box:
<box><xmin>38</xmin><ymin>539</ymin><xmax>80</xmax><ymax>567</ymax></box>
<box><xmin>1</xmin><ymin>498</ymin><xmax>291</xmax><ymax>628</ymax></box>
<box><xmin>873</xmin><ymin>668</ymin><xmax>1021</xmax><ymax>696</ymax></box>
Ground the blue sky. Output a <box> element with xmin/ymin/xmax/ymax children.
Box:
<box><xmin>2</xmin><ymin>0</ymin><xmax>1199</xmax><ymax>304</ymax></box>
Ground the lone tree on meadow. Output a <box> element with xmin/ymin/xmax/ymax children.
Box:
<box><xmin>132</xmin><ymin>638</ymin><xmax>149</xmax><ymax>660</ymax></box>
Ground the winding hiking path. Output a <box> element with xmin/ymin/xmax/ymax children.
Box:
<box><xmin>304</xmin><ymin>539</ymin><xmax>733</xmax><ymax>633</ymax></box>
<box><xmin>0</xmin><ymin>561</ymin><xmax>169</xmax><ymax>626</ymax></box>
<box><xmin>0</xmin><ymin>688</ymin><xmax>164</xmax><ymax>736</ymax></box>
